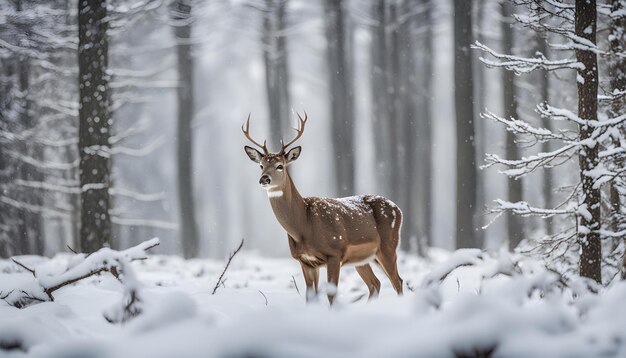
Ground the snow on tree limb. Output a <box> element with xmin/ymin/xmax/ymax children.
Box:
<box><xmin>3</xmin><ymin>238</ymin><xmax>160</xmax><ymax>308</ymax></box>
<box><xmin>421</xmin><ymin>249</ymin><xmax>483</xmax><ymax>287</ymax></box>
<box><xmin>481</xmin><ymin>110</ymin><xmax>575</xmax><ymax>141</ymax></box>
<box><xmin>490</xmin><ymin>199</ymin><xmax>577</xmax><ymax>218</ymax></box>
<box><xmin>473</xmin><ymin>41</ymin><xmax>583</xmax><ymax>74</ymax></box>
<box><xmin>110</xmin><ymin>216</ymin><xmax>178</xmax><ymax>230</ymax></box>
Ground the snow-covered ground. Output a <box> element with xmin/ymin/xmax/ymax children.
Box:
<box><xmin>1</xmin><ymin>248</ymin><xmax>625</xmax><ymax>358</ymax></box>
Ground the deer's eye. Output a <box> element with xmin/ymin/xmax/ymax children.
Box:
<box><xmin>260</xmin><ymin>165</ymin><xmax>264</xmax><ymax>169</ymax></box>
<box><xmin>276</xmin><ymin>165</ymin><xmax>284</xmax><ymax>171</ymax></box>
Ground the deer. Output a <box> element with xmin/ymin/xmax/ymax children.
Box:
<box><xmin>242</xmin><ymin>112</ymin><xmax>403</xmax><ymax>304</ymax></box>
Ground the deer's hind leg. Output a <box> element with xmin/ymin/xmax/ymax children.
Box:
<box><xmin>375</xmin><ymin>252</ymin><xmax>403</xmax><ymax>295</ymax></box>
<box><xmin>374</xmin><ymin>208</ymin><xmax>404</xmax><ymax>295</ymax></box>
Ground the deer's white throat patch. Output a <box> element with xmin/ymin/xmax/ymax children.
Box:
<box><xmin>267</xmin><ymin>190</ymin><xmax>284</xmax><ymax>198</ymax></box>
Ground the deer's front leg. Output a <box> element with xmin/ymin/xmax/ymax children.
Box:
<box><xmin>300</xmin><ymin>261</ymin><xmax>319</xmax><ymax>302</ymax></box>
<box><xmin>326</xmin><ymin>256</ymin><xmax>341</xmax><ymax>305</ymax></box>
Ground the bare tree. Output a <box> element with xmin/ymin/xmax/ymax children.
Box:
<box><xmin>262</xmin><ymin>0</ymin><xmax>291</xmax><ymax>149</ymax></box>
<box><xmin>535</xmin><ymin>28</ymin><xmax>553</xmax><ymax>236</ymax></box>
<box><xmin>0</xmin><ymin>0</ymin><xmax>78</xmax><ymax>256</ymax></box>
<box><xmin>78</xmin><ymin>0</ymin><xmax>112</xmax><ymax>252</ymax></box>
<box><xmin>454</xmin><ymin>0</ymin><xmax>480</xmax><ymax>249</ymax></box>
<box><xmin>472</xmin><ymin>0</ymin><xmax>488</xmax><ymax>251</ymax></box>
<box><xmin>324</xmin><ymin>0</ymin><xmax>355</xmax><ymax>196</ymax></box>
<box><xmin>501</xmin><ymin>1</ymin><xmax>523</xmax><ymax>250</ymax></box>
<box><xmin>574</xmin><ymin>0</ymin><xmax>601</xmax><ymax>282</ymax></box>
<box><xmin>606</xmin><ymin>0</ymin><xmax>626</xmax><ymax>278</ymax></box>
<box><xmin>418</xmin><ymin>0</ymin><xmax>434</xmax><ymax>250</ymax></box>
<box><xmin>170</xmin><ymin>0</ymin><xmax>199</xmax><ymax>258</ymax></box>
<box><xmin>607</xmin><ymin>0</ymin><xmax>625</xmax><ymax>243</ymax></box>
<box><xmin>369</xmin><ymin>0</ymin><xmax>433</xmax><ymax>254</ymax></box>
<box><xmin>477</xmin><ymin>0</ymin><xmax>622</xmax><ymax>284</ymax></box>
<box><xmin>370</xmin><ymin>0</ymin><xmax>392</xmax><ymax>199</ymax></box>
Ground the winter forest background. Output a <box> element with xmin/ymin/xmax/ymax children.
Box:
<box><xmin>1</xmin><ymin>0</ymin><xmax>626</xmax><ymax>357</ymax></box>
<box><xmin>1</xmin><ymin>0</ymin><xmax>625</xmax><ymax>282</ymax></box>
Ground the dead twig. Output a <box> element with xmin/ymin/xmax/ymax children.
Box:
<box><xmin>212</xmin><ymin>239</ymin><xmax>244</xmax><ymax>295</ymax></box>
<box><xmin>0</xmin><ymin>290</ymin><xmax>12</xmax><ymax>300</ymax></box>
<box><xmin>291</xmin><ymin>275</ymin><xmax>301</xmax><ymax>295</ymax></box>
<box><xmin>436</xmin><ymin>263</ymin><xmax>475</xmax><ymax>285</ymax></box>
<box><xmin>11</xmin><ymin>258</ymin><xmax>35</xmax><ymax>277</ymax></box>
<box><xmin>43</xmin><ymin>267</ymin><xmax>111</xmax><ymax>300</ymax></box>
<box><xmin>104</xmin><ymin>288</ymin><xmax>142</xmax><ymax>324</ymax></box>
<box><xmin>66</xmin><ymin>244</ymin><xmax>78</xmax><ymax>254</ymax></box>
<box><xmin>258</xmin><ymin>290</ymin><xmax>268</xmax><ymax>306</ymax></box>
<box><xmin>350</xmin><ymin>292</ymin><xmax>367</xmax><ymax>303</ymax></box>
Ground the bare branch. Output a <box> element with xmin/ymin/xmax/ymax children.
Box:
<box><xmin>212</xmin><ymin>239</ymin><xmax>245</xmax><ymax>295</ymax></box>
<box><xmin>10</xmin><ymin>258</ymin><xmax>35</xmax><ymax>277</ymax></box>
<box><xmin>258</xmin><ymin>290</ymin><xmax>268</xmax><ymax>306</ymax></box>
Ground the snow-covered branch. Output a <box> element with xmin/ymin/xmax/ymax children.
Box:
<box><xmin>482</xmin><ymin>110</ymin><xmax>576</xmax><ymax>141</ymax></box>
<box><xmin>4</xmin><ymin>238</ymin><xmax>159</xmax><ymax>308</ymax></box>
<box><xmin>473</xmin><ymin>41</ymin><xmax>583</xmax><ymax>74</ymax></box>
<box><xmin>0</xmin><ymin>195</ymin><xmax>72</xmax><ymax>219</ymax></box>
<box><xmin>110</xmin><ymin>216</ymin><xmax>178</xmax><ymax>231</ymax></box>
<box><xmin>109</xmin><ymin>187</ymin><xmax>165</xmax><ymax>202</ymax></box>
<box><xmin>490</xmin><ymin>199</ymin><xmax>577</xmax><ymax>218</ymax></box>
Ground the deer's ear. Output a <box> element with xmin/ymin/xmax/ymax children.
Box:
<box><xmin>244</xmin><ymin>146</ymin><xmax>263</xmax><ymax>163</ymax></box>
<box><xmin>286</xmin><ymin>146</ymin><xmax>301</xmax><ymax>163</ymax></box>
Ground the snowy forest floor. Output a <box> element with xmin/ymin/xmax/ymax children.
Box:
<box><xmin>1</xmin><ymin>248</ymin><xmax>625</xmax><ymax>358</ymax></box>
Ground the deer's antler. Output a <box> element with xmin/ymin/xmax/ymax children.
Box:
<box><xmin>281</xmin><ymin>111</ymin><xmax>308</xmax><ymax>153</ymax></box>
<box><xmin>242</xmin><ymin>114</ymin><xmax>269</xmax><ymax>155</ymax></box>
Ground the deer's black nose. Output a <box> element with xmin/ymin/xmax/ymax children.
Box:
<box><xmin>259</xmin><ymin>175</ymin><xmax>271</xmax><ymax>185</ymax></box>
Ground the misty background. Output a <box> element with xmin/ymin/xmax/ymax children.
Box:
<box><xmin>0</xmin><ymin>0</ymin><xmax>579</xmax><ymax>259</ymax></box>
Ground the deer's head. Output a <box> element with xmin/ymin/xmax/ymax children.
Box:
<box><xmin>242</xmin><ymin>112</ymin><xmax>307</xmax><ymax>193</ymax></box>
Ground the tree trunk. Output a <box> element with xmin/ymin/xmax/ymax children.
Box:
<box><xmin>17</xmin><ymin>57</ymin><xmax>44</xmax><ymax>255</ymax></box>
<box><xmin>420</xmin><ymin>0</ymin><xmax>434</xmax><ymax>251</ymax></box>
<box><xmin>397</xmin><ymin>0</ymin><xmax>416</xmax><ymax>252</ymax></box>
<box><xmin>0</xmin><ymin>58</ymin><xmax>19</xmax><ymax>257</ymax></box>
<box><xmin>9</xmin><ymin>0</ymin><xmax>44</xmax><ymax>255</ymax></box>
<box><xmin>371</xmin><ymin>0</ymin><xmax>391</xmax><ymax>198</ymax></box>
<box><xmin>171</xmin><ymin>0</ymin><xmax>199</xmax><ymax>258</ymax></box>
<box><xmin>536</xmin><ymin>30</ymin><xmax>554</xmax><ymax>236</ymax></box>
<box><xmin>473</xmin><ymin>0</ymin><xmax>486</xmax><ymax>248</ymax></box>
<box><xmin>575</xmin><ymin>0</ymin><xmax>601</xmax><ymax>283</ymax></box>
<box><xmin>402</xmin><ymin>0</ymin><xmax>433</xmax><ymax>255</ymax></box>
<box><xmin>501</xmin><ymin>2</ymin><xmax>523</xmax><ymax>250</ymax></box>
<box><xmin>324</xmin><ymin>0</ymin><xmax>355</xmax><ymax>197</ymax></box>
<box><xmin>262</xmin><ymin>0</ymin><xmax>291</xmax><ymax>150</ymax></box>
<box><xmin>454</xmin><ymin>0</ymin><xmax>479</xmax><ymax>248</ymax></box>
<box><xmin>387</xmin><ymin>3</ymin><xmax>401</xmax><ymax>203</ymax></box>
<box><xmin>608</xmin><ymin>0</ymin><xmax>625</xmax><ymax>239</ymax></box>
<box><xmin>78</xmin><ymin>0</ymin><xmax>112</xmax><ymax>253</ymax></box>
